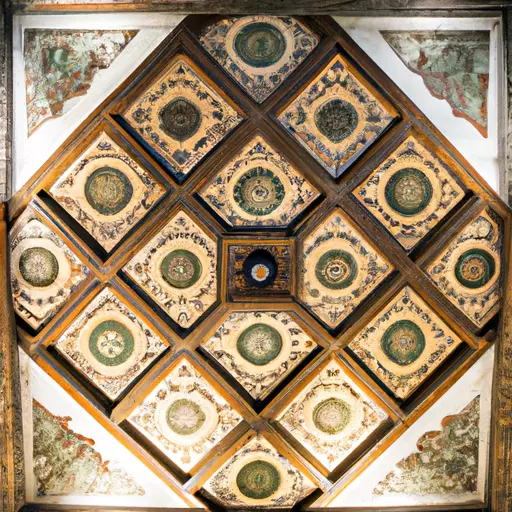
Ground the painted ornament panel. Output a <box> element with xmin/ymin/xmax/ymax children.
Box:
<box><xmin>203</xmin><ymin>436</ymin><xmax>315</xmax><ymax>508</ymax></box>
<box><xmin>353</xmin><ymin>136</ymin><xmax>465</xmax><ymax>250</ymax></box>
<box><xmin>201</xmin><ymin>311</ymin><xmax>317</xmax><ymax>400</ymax></box>
<box><xmin>123</xmin><ymin>209</ymin><xmax>217</xmax><ymax>329</ymax></box>
<box><xmin>349</xmin><ymin>287</ymin><xmax>463</xmax><ymax>400</ymax></box>
<box><xmin>277</xmin><ymin>359</ymin><xmax>387</xmax><ymax>471</ymax></box>
<box><xmin>300</xmin><ymin>208</ymin><xmax>393</xmax><ymax>329</ymax></box>
<box><xmin>54</xmin><ymin>288</ymin><xmax>168</xmax><ymax>400</ymax></box>
<box><xmin>128</xmin><ymin>357</ymin><xmax>242</xmax><ymax>472</ymax></box>
<box><xmin>123</xmin><ymin>56</ymin><xmax>243</xmax><ymax>180</ymax></box>
<box><xmin>10</xmin><ymin>208</ymin><xmax>89</xmax><ymax>330</ymax></box>
<box><xmin>278</xmin><ymin>55</ymin><xmax>396</xmax><ymax>178</ymax></box>
<box><xmin>425</xmin><ymin>208</ymin><xmax>502</xmax><ymax>327</ymax></box>
<box><xmin>200</xmin><ymin>16</ymin><xmax>319</xmax><ymax>103</ymax></box>
<box><xmin>199</xmin><ymin>136</ymin><xmax>320</xmax><ymax>227</ymax></box>
<box><xmin>49</xmin><ymin>132</ymin><xmax>166</xmax><ymax>252</ymax></box>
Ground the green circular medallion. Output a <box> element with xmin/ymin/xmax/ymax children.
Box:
<box><xmin>160</xmin><ymin>250</ymin><xmax>202</xmax><ymax>289</ymax></box>
<box><xmin>159</xmin><ymin>97</ymin><xmax>202</xmax><ymax>142</ymax></box>
<box><xmin>381</xmin><ymin>320</ymin><xmax>426</xmax><ymax>366</ymax></box>
<box><xmin>84</xmin><ymin>167</ymin><xmax>133</xmax><ymax>216</ymax></box>
<box><xmin>237</xmin><ymin>323</ymin><xmax>283</xmax><ymax>366</ymax></box>
<box><xmin>166</xmin><ymin>399</ymin><xmax>206</xmax><ymax>436</ymax></box>
<box><xmin>236</xmin><ymin>460</ymin><xmax>281</xmax><ymax>500</ymax></box>
<box><xmin>455</xmin><ymin>249</ymin><xmax>496</xmax><ymax>289</ymax></box>
<box><xmin>233</xmin><ymin>167</ymin><xmax>285</xmax><ymax>216</ymax></box>
<box><xmin>88</xmin><ymin>320</ymin><xmax>135</xmax><ymax>367</ymax></box>
<box><xmin>314</xmin><ymin>99</ymin><xmax>359</xmax><ymax>144</ymax></box>
<box><xmin>313</xmin><ymin>398</ymin><xmax>351</xmax><ymax>435</ymax></box>
<box><xmin>234</xmin><ymin>22</ymin><xmax>287</xmax><ymax>68</ymax></box>
<box><xmin>19</xmin><ymin>247</ymin><xmax>59</xmax><ymax>287</ymax></box>
<box><xmin>315</xmin><ymin>250</ymin><xmax>358</xmax><ymax>290</ymax></box>
<box><xmin>384</xmin><ymin>168</ymin><xmax>433</xmax><ymax>216</ymax></box>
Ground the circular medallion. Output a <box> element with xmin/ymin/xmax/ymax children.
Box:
<box><xmin>166</xmin><ymin>399</ymin><xmax>206</xmax><ymax>436</ymax></box>
<box><xmin>19</xmin><ymin>247</ymin><xmax>59</xmax><ymax>287</ymax></box>
<box><xmin>233</xmin><ymin>167</ymin><xmax>285</xmax><ymax>216</ymax></box>
<box><xmin>159</xmin><ymin>97</ymin><xmax>202</xmax><ymax>142</ymax></box>
<box><xmin>313</xmin><ymin>397</ymin><xmax>351</xmax><ymax>435</ymax></box>
<box><xmin>314</xmin><ymin>99</ymin><xmax>359</xmax><ymax>144</ymax></box>
<box><xmin>236</xmin><ymin>460</ymin><xmax>281</xmax><ymax>500</ymax></box>
<box><xmin>233</xmin><ymin>22</ymin><xmax>287</xmax><ymax>68</ymax></box>
<box><xmin>384</xmin><ymin>168</ymin><xmax>433</xmax><ymax>217</ymax></box>
<box><xmin>455</xmin><ymin>249</ymin><xmax>496</xmax><ymax>289</ymax></box>
<box><xmin>88</xmin><ymin>320</ymin><xmax>135</xmax><ymax>367</ymax></box>
<box><xmin>84</xmin><ymin>167</ymin><xmax>134</xmax><ymax>216</ymax></box>
<box><xmin>237</xmin><ymin>324</ymin><xmax>283</xmax><ymax>366</ymax></box>
<box><xmin>242</xmin><ymin>249</ymin><xmax>278</xmax><ymax>288</ymax></box>
<box><xmin>315</xmin><ymin>250</ymin><xmax>358</xmax><ymax>290</ymax></box>
<box><xmin>160</xmin><ymin>250</ymin><xmax>202</xmax><ymax>289</ymax></box>
<box><xmin>381</xmin><ymin>320</ymin><xmax>426</xmax><ymax>366</ymax></box>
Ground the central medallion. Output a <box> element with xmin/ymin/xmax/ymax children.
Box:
<box><xmin>381</xmin><ymin>319</ymin><xmax>426</xmax><ymax>367</ymax></box>
<box><xmin>19</xmin><ymin>247</ymin><xmax>59</xmax><ymax>288</ymax></box>
<box><xmin>242</xmin><ymin>249</ymin><xmax>278</xmax><ymax>288</ymax></box>
<box><xmin>384</xmin><ymin>168</ymin><xmax>433</xmax><ymax>216</ymax></box>
<box><xmin>455</xmin><ymin>248</ymin><xmax>496</xmax><ymax>289</ymax></box>
<box><xmin>160</xmin><ymin>249</ymin><xmax>202</xmax><ymax>289</ymax></box>
<box><xmin>166</xmin><ymin>398</ymin><xmax>206</xmax><ymax>436</ymax></box>
<box><xmin>315</xmin><ymin>249</ymin><xmax>358</xmax><ymax>290</ymax></box>
<box><xmin>234</xmin><ymin>22</ymin><xmax>287</xmax><ymax>68</ymax></box>
<box><xmin>233</xmin><ymin>167</ymin><xmax>285</xmax><ymax>216</ymax></box>
<box><xmin>237</xmin><ymin>323</ymin><xmax>283</xmax><ymax>366</ymax></box>
<box><xmin>158</xmin><ymin>97</ymin><xmax>202</xmax><ymax>142</ymax></box>
<box><xmin>313</xmin><ymin>397</ymin><xmax>351</xmax><ymax>435</ymax></box>
<box><xmin>84</xmin><ymin>167</ymin><xmax>134</xmax><ymax>216</ymax></box>
<box><xmin>88</xmin><ymin>320</ymin><xmax>135</xmax><ymax>367</ymax></box>
<box><xmin>314</xmin><ymin>98</ymin><xmax>359</xmax><ymax>144</ymax></box>
<box><xmin>236</xmin><ymin>460</ymin><xmax>281</xmax><ymax>500</ymax></box>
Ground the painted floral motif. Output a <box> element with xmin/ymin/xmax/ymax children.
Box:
<box><xmin>277</xmin><ymin>359</ymin><xmax>387</xmax><ymax>471</ymax></box>
<box><xmin>54</xmin><ymin>288</ymin><xmax>168</xmax><ymax>400</ymax></box>
<box><xmin>199</xmin><ymin>136</ymin><xmax>320</xmax><ymax>227</ymax></box>
<box><xmin>278</xmin><ymin>54</ymin><xmax>397</xmax><ymax>178</ymax></box>
<box><xmin>300</xmin><ymin>208</ymin><xmax>393</xmax><ymax>329</ymax></box>
<box><xmin>203</xmin><ymin>436</ymin><xmax>315</xmax><ymax>508</ymax></box>
<box><xmin>353</xmin><ymin>136</ymin><xmax>465</xmax><ymax>250</ymax></box>
<box><xmin>24</xmin><ymin>29</ymin><xmax>137</xmax><ymax>135</ymax></box>
<box><xmin>10</xmin><ymin>207</ymin><xmax>89</xmax><ymax>330</ymax></box>
<box><xmin>425</xmin><ymin>208</ymin><xmax>502</xmax><ymax>327</ymax></box>
<box><xmin>49</xmin><ymin>132</ymin><xmax>166</xmax><ymax>253</ymax></box>
<box><xmin>123</xmin><ymin>209</ymin><xmax>217</xmax><ymax>329</ymax></box>
<box><xmin>201</xmin><ymin>311</ymin><xmax>317</xmax><ymax>400</ymax></box>
<box><xmin>123</xmin><ymin>55</ymin><xmax>243</xmax><ymax>181</ymax></box>
<box><xmin>200</xmin><ymin>16</ymin><xmax>319</xmax><ymax>103</ymax></box>
<box><xmin>349</xmin><ymin>287</ymin><xmax>463</xmax><ymax>400</ymax></box>
<box><xmin>128</xmin><ymin>357</ymin><xmax>241</xmax><ymax>472</ymax></box>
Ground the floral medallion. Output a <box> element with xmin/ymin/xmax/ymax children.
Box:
<box><xmin>278</xmin><ymin>55</ymin><xmax>397</xmax><ymax>178</ymax></box>
<box><xmin>201</xmin><ymin>311</ymin><xmax>317</xmax><ymax>400</ymax></box>
<box><xmin>353</xmin><ymin>136</ymin><xmax>465</xmax><ymax>250</ymax></box>
<box><xmin>200</xmin><ymin>16</ymin><xmax>319</xmax><ymax>103</ymax></box>
<box><xmin>299</xmin><ymin>208</ymin><xmax>393</xmax><ymax>329</ymax></box>
<box><xmin>349</xmin><ymin>287</ymin><xmax>463</xmax><ymax>399</ymax></box>
<box><xmin>123</xmin><ymin>209</ymin><xmax>217</xmax><ymax>329</ymax></box>
<box><xmin>123</xmin><ymin>56</ymin><xmax>242</xmax><ymax>180</ymax></box>
<box><xmin>128</xmin><ymin>357</ymin><xmax>242</xmax><ymax>472</ymax></box>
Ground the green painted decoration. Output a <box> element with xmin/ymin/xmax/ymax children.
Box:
<box><xmin>166</xmin><ymin>398</ymin><xmax>206</xmax><ymax>436</ymax></box>
<box><xmin>381</xmin><ymin>319</ymin><xmax>426</xmax><ymax>366</ymax></box>
<box><xmin>315</xmin><ymin>249</ymin><xmax>358</xmax><ymax>290</ymax></box>
<box><xmin>236</xmin><ymin>460</ymin><xmax>281</xmax><ymax>499</ymax></box>
<box><xmin>314</xmin><ymin>99</ymin><xmax>358</xmax><ymax>143</ymax></box>
<box><xmin>88</xmin><ymin>320</ymin><xmax>135</xmax><ymax>367</ymax></box>
<box><xmin>158</xmin><ymin>97</ymin><xmax>203</xmax><ymax>142</ymax></box>
<box><xmin>19</xmin><ymin>247</ymin><xmax>59</xmax><ymax>287</ymax></box>
<box><xmin>160</xmin><ymin>249</ymin><xmax>202</xmax><ymax>289</ymax></box>
<box><xmin>384</xmin><ymin>168</ymin><xmax>433</xmax><ymax>216</ymax></box>
<box><xmin>237</xmin><ymin>323</ymin><xmax>283</xmax><ymax>366</ymax></box>
<box><xmin>313</xmin><ymin>397</ymin><xmax>351</xmax><ymax>435</ymax></box>
<box><xmin>455</xmin><ymin>248</ymin><xmax>496</xmax><ymax>289</ymax></box>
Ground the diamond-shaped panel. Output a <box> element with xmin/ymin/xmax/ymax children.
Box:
<box><xmin>49</xmin><ymin>132</ymin><xmax>166</xmax><ymax>253</ymax></box>
<box><xmin>128</xmin><ymin>356</ymin><xmax>242</xmax><ymax>472</ymax></box>
<box><xmin>299</xmin><ymin>208</ymin><xmax>393</xmax><ymax>329</ymax></box>
<box><xmin>203</xmin><ymin>436</ymin><xmax>316</xmax><ymax>508</ymax></box>
<box><xmin>123</xmin><ymin>55</ymin><xmax>243</xmax><ymax>180</ymax></box>
<box><xmin>201</xmin><ymin>311</ymin><xmax>317</xmax><ymax>400</ymax></box>
<box><xmin>54</xmin><ymin>288</ymin><xmax>168</xmax><ymax>400</ymax></box>
<box><xmin>424</xmin><ymin>208</ymin><xmax>502</xmax><ymax>327</ymax></box>
<box><xmin>199</xmin><ymin>135</ymin><xmax>320</xmax><ymax>228</ymax></box>
<box><xmin>349</xmin><ymin>287</ymin><xmax>463</xmax><ymax>400</ymax></box>
<box><xmin>123</xmin><ymin>209</ymin><xmax>217</xmax><ymax>329</ymax></box>
<box><xmin>278</xmin><ymin>54</ymin><xmax>397</xmax><ymax>178</ymax></box>
<box><xmin>200</xmin><ymin>16</ymin><xmax>319</xmax><ymax>103</ymax></box>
